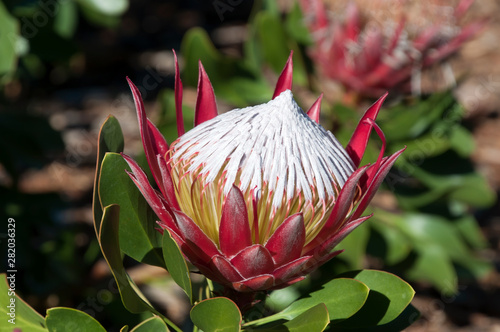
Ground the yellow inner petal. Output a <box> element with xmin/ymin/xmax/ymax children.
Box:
<box><xmin>169</xmin><ymin>147</ymin><xmax>360</xmax><ymax>247</ymax></box>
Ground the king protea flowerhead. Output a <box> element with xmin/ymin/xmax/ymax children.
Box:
<box><xmin>122</xmin><ymin>51</ymin><xmax>404</xmax><ymax>293</ymax></box>
<box><xmin>300</xmin><ymin>0</ymin><xmax>484</xmax><ymax>98</ymax></box>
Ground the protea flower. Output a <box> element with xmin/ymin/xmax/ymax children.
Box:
<box><xmin>300</xmin><ymin>0</ymin><xmax>483</xmax><ymax>98</ymax></box>
<box><xmin>122</xmin><ymin>51</ymin><xmax>404</xmax><ymax>294</ymax></box>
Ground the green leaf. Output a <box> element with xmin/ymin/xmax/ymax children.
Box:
<box><xmin>249</xmin><ymin>278</ymin><xmax>368</xmax><ymax>327</ymax></box>
<box><xmin>448</xmin><ymin>173</ymin><xmax>496</xmax><ymax>208</ymax></box>
<box><xmin>254</xmin><ymin>304</ymin><xmax>329</xmax><ymax>332</ymax></box>
<box><xmin>79</xmin><ymin>6</ymin><xmax>122</xmax><ymax>27</ymax></box>
<box><xmin>93</xmin><ymin>115</ymin><xmax>124</xmax><ymax>238</ymax></box>
<box><xmin>374</xmin><ymin>210</ymin><xmax>492</xmax><ymax>292</ymax></box>
<box><xmin>370</xmin><ymin>218</ymin><xmax>411</xmax><ymax>265</ymax></box>
<box><xmin>0</xmin><ymin>1</ymin><xmax>19</xmax><ymax>77</ymax></box>
<box><xmin>279</xmin><ymin>303</ymin><xmax>329</xmax><ymax>332</ymax></box>
<box><xmin>190</xmin><ymin>297</ymin><xmax>242</xmax><ymax>332</ymax></box>
<box><xmin>407</xmin><ymin>246</ymin><xmax>457</xmax><ymax>295</ymax></box>
<box><xmin>45</xmin><ymin>308</ymin><xmax>105</xmax><ymax>332</ymax></box>
<box><xmin>455</xmin><ymin>215</ymin><xmax>488</xmax><ymax>249</ymax></box>
<box><xmin>266</xmin><ymin>286</ymin><xmax>302</xmax><ymax>313</ymax></box>
<box><xmin>162</xmin><ymin>229</ymin><xmax>192</xmax><ymax>303</ymax></box>
<box><xmin>0</xmin><ymin>274</ymin><xmax>47</xmax><ymax>331</ymax></box>
<box><xmin>449</xmin><ymin>126</ymin><xmax>475</xmax><ymax>157</ymax></box>
<box><xmin>130</xmin><ymin>316</ymin><xmax>169</xmax><ymax>332</ymax></box>
<box><xmin>76</xmin><ymin>0</ymin><xmax>128</xmax><ymax>16</ymax></box>
<box><xmin>53</xmin><ymin>0</ymin><xmax>78</xmax><ymax>38</ymax></box>
<box><xmin>99</xmin><ymin>152</ymin><xmax>164</xmax><ymax>267</ymax></box>
<box><xmin>98</xmin><ymin>205</ymin><xmax>182</xmax><ymax>332</ymax></box>
<box><xmin>400</xmin><ymin>213</ymin><xmax>487</xmax><ymax>271</ymax></box>
<box><xmin>379</xmin><ymin>91</ymin><xmax>456</xmax><ymax>141</ymax></box>
<box><xmin>337</xmin><ymin>270</ymin><xmax>415</xmax><ymax>327</ymax></box>
<box><xmin>284</xmin><ymin>3</ymin><xmax>312</xmax><ymax>45</ymax></box>
<box><xmin>180</xmin><ymin>27</ymin><xmax>271</xmax><ymax>107</ymax></box>
<box><xmin>254</xmin><ymin>11</ymin><xmax>307</xmax><ymax>86</ymax></box>
<box><xmin>181</xmin><ymin>27</ymin><xmax>226</xmax><ymax>86</ymax></box>
<box><xmin>394</xmin><ymin>162</ymin><xmax>496</xmax><ymax>209</ymax></box>
<box><xmin>393</xmin><ymin>132</ymin><xmax>450</xmax><ymax>160</ymax></box>
<box><xmin>216</xmin><ymin>76</ymin><xmax>272</xmax><ymax>106</ymax></box>
<box><xmin>98</xmin><ymin>204</ymin><xmax>155</xmax><ymax>313</ymax></box>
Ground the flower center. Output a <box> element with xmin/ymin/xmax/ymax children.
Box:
<box><xmin>169</xmin><ymin>90</ymin><xmax>356</xmax><ymax>245</ymax></box>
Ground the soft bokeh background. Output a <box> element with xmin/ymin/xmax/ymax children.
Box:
<box><xmin>1</xmin><ymin>0</ymin><xmax>500</xmax><ymax>331</ymax></box>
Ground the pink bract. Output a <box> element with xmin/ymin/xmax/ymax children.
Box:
<box><xmin>300</xmin><ymin>0</ymin><xmax>484</xmax><ymax>98</ymax></box>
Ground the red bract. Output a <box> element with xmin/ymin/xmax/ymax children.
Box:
<box><xmin>122</xmin><ymin>51</ymin><xmax>404</xmax><ymax>292</ymax></box>
<box><xmin>300</xmin><ymin>0</ymin><xmax>483</xmax><ymax>98</ymax></box>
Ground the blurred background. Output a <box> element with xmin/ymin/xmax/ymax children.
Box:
<box><xmin>1</xmin><ymin>0</ymin><xmax>500</xmax><ymax>331</ymax></box>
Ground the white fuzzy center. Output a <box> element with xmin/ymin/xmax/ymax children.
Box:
<box><xmin>171</xmin><ymin>90</ymin><xmax>355</xmax><ymax>208</ymax></box>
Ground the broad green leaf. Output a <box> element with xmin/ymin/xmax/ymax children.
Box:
<box><xmin>400</xmin><ymin>214</ymin><xmax>487</xmax><ymax>269</ymax></box>
<box><xmin>190</xmin><ymin>297</ymin><xmax>241</xmax><ymax>332</ymax></box>
<box><xmin>254</xmin><ymin>11</ymin><xmax>307</xmax><ymax>86</ymax></box>
<box><xmin>99</xmin><ymin>152</ymin><xmax>164</xmax><ymax>267</ymax></box>
<box><xmin>162</xmin><ymin>229</ymin><xmax>192</xmax><ymax>303</ymax></box>
<box><xmin>45</xmin><ymin>308</ymin><xmax>105</xmax><ymax>332</ymax></box>
<box><xmin>279</xmin><ymin>303</ymin><xmax>329</xmax><ymax>332</ymax></box>
<box><xmin>284</xmin><ymin>2</ymin><xmax>312</xmax><ymax>45</ymax></box>
<box><xmin>0</xmin><ymin>274</ymin><xmax>47</xmax><ymax>332</ymax></box>
<box><xmin>130</xmin><ymin>316</ymin><xmax>169</xmax><ymax>331</ymax></box>
<box><xmin>266</xmin><ymin>286</ymin><xmax>301</xmax><ymax>313</ymax></box>
<box><xmin>93</xmin><ymin>115</ymin><xmax>124</xmax><ymax>237</ymax></box>
<box><xmin>215</xmin><ymin>76</ymin><xmax>272</xmax><ymax>106</ymax></box>
<box><xmin>254</xmin><ymin>304</ymin><xmax>329</xmax><ymax>332</ymax></box>
<box><xmin>379</xmin><ymin>90</ymin><xmax>456</xmax><ymax>141</ymax></box>
<box><xmin>394</xmin><ymin>185</ymin><xmax>449</xmax><ymax>209</ymax></box>
<box><xmin>262</xmin><ymin>0</ymin><xmax>279</xmax><ymax>14</ymax></box>
<box><xmin>406</xmin><ymin>246</ymin><xmax>457</xmax><ymax>295</ymax></box>
<box><xmin>98</xmin><ymin>205</ymin><xmax>182</xmax><ymax>332</ymax></box>
<box><xmin>181</xmin><ymin>27</ymin><xmax>227</xmax><ymax>85</ymax></box>
<box><xmin>53</xmin><ymin>0</ymin><xmax>78</xmax><ymax>38</ymax></box>
<box><xmin>455</xmin><ymin>215</ymin><xmax>488</xmax><ymax>249</ymax></box>
<box><xmin>393</xmin><ymin>133</ymin><xmax>450</xmax><ymax>161</ymax></box>
<box><xmin>0</xmin><ymin>2</ymin><xmax>18</xmax><ymax>76</ymax></box>
<box><xmin>338</xmin><ymin>270</ymin><xmax>415</xmax><ymax>327</ymax></box>
<box><xmin>370</xmin><ymin>218</ymin><xmax>411</xmax><ymax>265</ymax></box>
<box><xmin>98</xmin><ymin>204</ymin><xmax>155</xmax><ymax>312</ymax></box>
<box><xmin>374</xmin><ymin>210</ymin><xmax>492</xmax><ymax>291</ymax></box>
<box><xmin>448</xmin><ymin>173</ymin><xmax>496</xmax><ymax>208</ymax></box>
<box><xmin>393</xmin><ymin>162</ymin><xmax>496</xmax><ymax>208</ymax></box>
<box><xmin>180</xmin><ymin>28</ymin><xmax>271</xmax><ymax>106</ymax></box>
<box><xmin>449</xmin><ymin>126</ymin><xmax>475</xmax><ymax>157</ymax></box>
<box><xmin>81</xmin><ymin>9</ymin><xmax>121</xmax><ymax>26</ymax></box>
<box><xmin>77</xmin><ymin>0</ymin><xmax>128</xmax><ymax>16</ymax></box>
<box><xmin>249</xmin><ymin>278</ymin><xmax>368</xmax><ymax>326</ymax></box>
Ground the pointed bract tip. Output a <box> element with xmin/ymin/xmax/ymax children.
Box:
<box><xmin>195</xmin><ymin>61</ymin><xmax>218</xmax><ymax>127</ymax></box>
<box><xmin>273</xmin><ymin>51</ymin><xmax>294</xmax><ymax>99</ymax></box>
<box><xmin>173</xmin><ymin>49</ymin><xmax>185</xmax><ymax>136</ymax></box>
<box><xmin>307</xmin><ymin>93</ymin><xmax>323</xmax><ymax>123</ymax></box>
<box><xmin>346</xmin><ymin>92</ymin><xmax>389</xmax><ymax>167</ymax></box>
<box><xmin>126</xmin><ymin>76</ymin><xmax>134</xmax><ymax>88</ymax></box>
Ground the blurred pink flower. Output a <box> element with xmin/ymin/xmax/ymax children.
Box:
<box><xmin>300</xmin><ymin>0</ymin><xmax>483</xmax><ymax>98</ymax></box>
<box><xmin>122</xmin><ymin>52</ymin><xmax>403</xmax><ymax>293</ymax></box>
